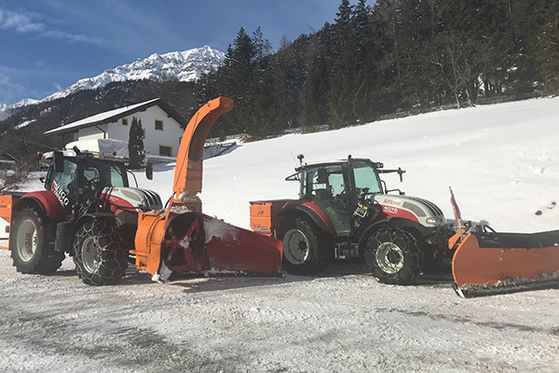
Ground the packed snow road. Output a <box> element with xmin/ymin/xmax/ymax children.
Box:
<box><xmin>0</xmin><ymin>251</ymin><xmax>558</xmax><ymax>373</ymax></box>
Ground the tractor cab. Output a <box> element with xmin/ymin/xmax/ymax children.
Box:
<box><xmin>42</xmin><ymin>150</ymin><xmax>130</xmax><ymax>215</ymax></box>
<box><xmin>288</xmin><ymin>155</ymin><xmax>403</xmax><ymax>237</ymax></box>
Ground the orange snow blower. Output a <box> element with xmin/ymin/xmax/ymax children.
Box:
<box><xmin>133</xmin><ymin>96</ymin><xmax>282</xmax><ymax>281</ymax></box>
<box><xmin>448</xmin><ymin>191</ymin><xmax>559</xmax><ymax>297</ymax></box>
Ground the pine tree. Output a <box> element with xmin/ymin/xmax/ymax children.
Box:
<box><xmin>128</xmin><ymin>117</ymin><xmax>145</xmax><ymax>169</ymax></box>
<box><xmin>535</xmin><ymin>1</ymin><xmax>559</xmax><ymax>94</ymax></box>
<box><xmin>328</xmin><ymin>0</ymin><xmax>357</xmax><ymax>128</ymax></box>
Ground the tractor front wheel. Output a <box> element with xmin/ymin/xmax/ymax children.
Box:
<box><xmin>364</xmin><ymin>227</ymin><xmax>421</xmax><ymax>285</ymax></box>
<box><xmin>73</xmin><ymin>219</ymin><xmax>128</xmax><ymax>285</ymax></box>
<box><xmin>280</xmin><ymin>217</ymin><xmax>331</xmax><ymax>275</ymax></box>
<box><xmin>10</xmin><ymin>207</ymin><xmax>64</xmax><ymax>274</ymax></box>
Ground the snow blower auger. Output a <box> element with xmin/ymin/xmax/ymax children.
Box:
<box><xmin>448</xmin><ymin>190</ymin><xmax>559</xmax><ymax>298</ymax></box>
<box><xmin>133</xmin><ymin>96</ymin><xmax>282</xmax><ymax>282</ymax></box>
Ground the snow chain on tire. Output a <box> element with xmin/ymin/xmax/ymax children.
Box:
<box><xmin>73</xmin><ymin>219</ymin><xmax>128</xmax><ymax>285</ymax></box>
<box><xmin>364</xmin><ymin>226</ymin><xmax>422</xmax><ymax>285</ymax></box>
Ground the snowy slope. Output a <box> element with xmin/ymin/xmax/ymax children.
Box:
<box><xmin>135</xmin><ymin>97</ymin><xmax>559</xmax><ymax>233</ymax></box>
<box><xmin>44</xmin><ymin>46</ymin><xmax>224</xmax><ymax>101</ymax></box>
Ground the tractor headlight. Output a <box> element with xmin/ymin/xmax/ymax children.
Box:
<box><xmin>425</xmin><ymin>217</ymin><xmax>438</xmax><ymax>226</ymax></box>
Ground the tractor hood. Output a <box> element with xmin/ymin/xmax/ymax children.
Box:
<box><xmin>101</xmin><ymin>187</ymin><xmax>163</xmax><ymax>212</ymax></box>
<box><xmin>371</xmin><ymin>194</ymin><xmax>447</xmax><ymax>228</ymax></box>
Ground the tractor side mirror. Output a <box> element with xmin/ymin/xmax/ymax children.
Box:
<box><xmin>53</xmin><ymin>151</ymin><xmax>64</xmax><ymax>173</ymax></box>
<box><xmin>398</xmin><ymin>167</ymin><xmax>405</xmax><ymax>182</ymax></box>
<box><xmin>145</xmin><ymin>161</ymin><xmax>153</xmax><ymax>180</ymax></box>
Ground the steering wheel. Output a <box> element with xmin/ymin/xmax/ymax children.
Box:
<box><xmin>78</xmin><ymin>184</ymin><xmax>105</xmax><ymax>216</ymax></box>
<box><xmin>83</xmin><ymin>173</ymin><xmax>100</xmax><ymax>191</ymax></box>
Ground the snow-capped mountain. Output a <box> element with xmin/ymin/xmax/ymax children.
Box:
<box><xmin>45</xmin><ymin>45</ymin><xmax>225</xmax><ymax>101</ymax></box>
<box><xmin>0</xmin><ymin>99</ymin><xmax>40</xmax><ymax>120</ymax></box>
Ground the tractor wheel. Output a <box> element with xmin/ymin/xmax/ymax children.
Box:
<box><xmin>73</xmin><ymin>219</ymin><xmax>128</xmax><ymax>286</ymax></box>
<box><xmin>364</xmin><ymin>227</ymin><xmax>421</xmax><ymax>285</ymax></box>
<box><xmin>280</xmin><ymin>217</ymin><xmax>331</xmax><ymax>275</ymax></box>
<box><xmin>10</xmin><ymin>207</ymin><xmax>65</xmax><ymax>274</ymax></box>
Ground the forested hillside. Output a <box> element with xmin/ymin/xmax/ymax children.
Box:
<box><xmin>192</xmin><ymin>0</ymin><xmax>559</xmax><ymax>138</ymax></box>
<box><xmin>1</xmin><ymin>0</ymin><xmax>557</xmax><ymax>160</ymax></box>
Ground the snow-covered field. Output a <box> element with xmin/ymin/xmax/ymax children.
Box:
<box><xmin>1</xmin><ymin>98</ymin><xmax>559</xmax><ymax>372</ymax></box>
<box><xmin>136</xmin><ymin>97</ymin><xmax>559</xmax><ymax>232</ymax></box>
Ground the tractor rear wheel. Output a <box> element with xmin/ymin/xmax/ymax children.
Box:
<box><xmin>10</xmin><ymin>207</ymin><xmax>65</xmax><ymax>274</ymax></box>
<box><xmin>364</xmin><ymin>227</ymin><xmax>421</xmax><ymax>285</ymax></box>
<box><xmin>73</xmin><ymin>219</ymin><xmax>128</xmax><ymax>285</ymax></box>
<box><xmin>280</xmin><ymin>217</ymin><xmax>331</xmax><ymax>275</ymax></box>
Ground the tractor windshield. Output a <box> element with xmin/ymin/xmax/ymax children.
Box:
<box><xmin>352</xmin><ymin>163</ymin><xmax>382</xmax><ymax>194</ymax></box>
<box><xmin>306</xmin><ymin>165</ymin><xmax>346</xmax><ymax>200</ymax></box>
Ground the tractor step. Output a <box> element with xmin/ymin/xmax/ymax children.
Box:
<box><xmin>335</xmin><ymin>243</ymin><xmax>359</xmax><ymax>259</ymax></box>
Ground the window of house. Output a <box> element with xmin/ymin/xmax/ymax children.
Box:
<box><xmin>122</xmin><ymin>118</ymin><xmax>128</xmax><ymax>126</ymax></box>
<box><xmin>155</xmin><ymin>120</ymin><xmax>163</xmax><ymax>131</ymax></box>
<box><xmin>159</xmin><ymin>145</ymin><xmax>172</xmax><ymax>157</ymax></box>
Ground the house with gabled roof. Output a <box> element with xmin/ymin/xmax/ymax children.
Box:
<box><xmin>44</xmin><ymin>98</ymin><xmax>185</xmax><ymax>158</ymax></box>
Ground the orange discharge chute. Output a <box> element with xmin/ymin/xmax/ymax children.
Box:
<box><xmin>133</xmin><ymin>97</ymin><xmax>282</xmax><ymax>280</ymax></box>
<box><xmin>450</xmin><ymin>227</ymin><xmax>559</xmax><ymax>297</ymax></box>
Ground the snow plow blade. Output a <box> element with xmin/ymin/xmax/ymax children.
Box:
<box><xmin>451</xmin><ymin>230</ymin><xmax>559</xmax><ymax>297</ymax></box>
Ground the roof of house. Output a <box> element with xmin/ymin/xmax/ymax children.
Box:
<box><xmin>44</xmin><ymin>97</ymin><xmax>185</xmax><ymax>136</ymax></box>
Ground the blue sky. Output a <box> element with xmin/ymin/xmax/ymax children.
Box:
<box><xmin>0</xmin><ymin>0</ymin><xmax>345</xmax><ymax>105</ymax></box>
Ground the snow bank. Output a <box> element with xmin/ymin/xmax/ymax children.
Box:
<box><xmin>134</xmin><ymin>97</ymin><xmax>559</xmax><ymax>233</ymax></box>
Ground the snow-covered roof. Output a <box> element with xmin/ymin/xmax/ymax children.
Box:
<box><xmin>44</xmin><ymin>97</ymin><xmax>184</xmax><ymax>136</ymax></box>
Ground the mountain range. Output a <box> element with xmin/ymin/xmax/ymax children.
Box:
<box><xmin>0</xmin><ymin>45</ymin><xmax>225</xmax><ymax>119</ymax></box>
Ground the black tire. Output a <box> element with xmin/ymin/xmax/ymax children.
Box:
<box><xmin>73</xmin><ymin>219</ymin><xmax>128</xmax><ymax>286</ymax></box>
<box><xmin>10</xmin><ymin>207</ymin><xmax>64</xmax><ymax>274</ymax></box>
<box><xmin>364</xmin><ymin>227</ymin><xmax>421</xmax><ymax>285</ymax></box>
<box><xmin>280</xmin><ymin>216</ymin><xmax>332</xmax><ymax>275</ymax></box>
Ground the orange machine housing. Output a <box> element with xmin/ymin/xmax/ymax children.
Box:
<box><xmin>0</xmin><ymin>195</ymin><xmax>15</xmax><ymax>250</ymax></box>
<box><xmin>134</xmin><ymin>97</ymin><xmax>282</xmax><ymax>277</ymax></box>
<box><xmin>249</xmin><ymin>200</ymin><xmax>295</xmax><ymax>236</ymax></box>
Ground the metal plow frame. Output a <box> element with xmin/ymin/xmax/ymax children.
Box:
<box><xmin>451</xmin><ymin>229</ymin><xmax>559</xmax><ymax>297</ymax></box>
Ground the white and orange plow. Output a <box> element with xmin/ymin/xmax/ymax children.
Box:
<box><xmin>132</xmin><ymin>97</ymin><xmax>282</xmax><ymax>280</ymax></box>
<box><xmin>448</xmin><ymin>202</ymin><xmax>559</xmax><ymax>297</ymax></box>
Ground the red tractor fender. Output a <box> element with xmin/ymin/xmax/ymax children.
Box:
<box><xmin>278</xmin><ymin>201</ymin><xmax>336</xmax><ymax>236</ymax></box>
<box><xmin>13</xmin><ymin>191</ymin><xmax>66</xmax><ymax>222</ymax></box>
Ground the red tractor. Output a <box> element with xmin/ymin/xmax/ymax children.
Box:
<box><xmin>0</xmin><ymin>97</ymin><xmax>282</xmax><ymax>286</ymax></box>
<box><xmin>1</xmin><ymin>149</ymin><xmax>163</xmax><ymax>285</ymax></box>
<box><xmin>250</xmin><ymin>155</ymin><xmax>450</xmax><ymax>284</ymax></box>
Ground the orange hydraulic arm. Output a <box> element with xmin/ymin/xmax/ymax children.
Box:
<box><xmin>172</xmin><ymin>96</ymin><xmax>234</xmax><ymax>206</ymax></box>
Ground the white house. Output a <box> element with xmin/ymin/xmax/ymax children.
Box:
<box><xmin>44</xmin><ymin>98</ymin><xmax>185</xmax><ymax>158</ymax></box>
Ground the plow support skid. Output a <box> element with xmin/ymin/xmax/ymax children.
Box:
<box><xmin>452</xmin><ymin>230</ymin><xmax>559</xmax><ymax>295</ymax></box>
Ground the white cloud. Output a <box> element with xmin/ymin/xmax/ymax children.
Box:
<box><xmin>0</xmin><ymin>7</ymin><xmax>101</xmax><ymax>44</ymax></box>
<box><xmin>0</xmin><ymin>8</ymin><xmax>45</xmax><ymax>33</ymax></box>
